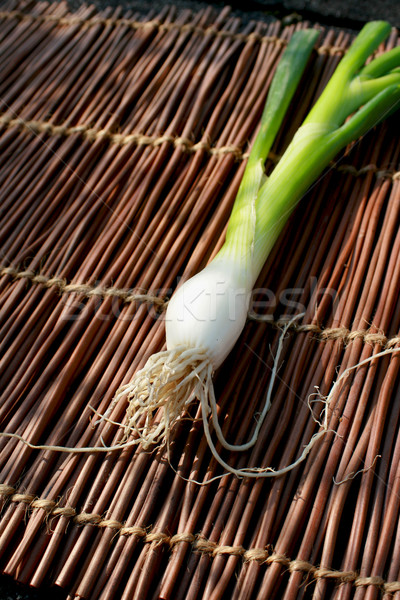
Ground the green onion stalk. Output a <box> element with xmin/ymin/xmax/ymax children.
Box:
<box><xmin>111</xmin><ymin>22</ymin><xmax>400</xmax><ymax>476</ymax></box>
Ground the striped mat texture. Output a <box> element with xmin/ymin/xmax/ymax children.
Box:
<box><xmin>0</xmin><ymin>3</ymin><xmax>400</xmax><ymax>598</ymax></box>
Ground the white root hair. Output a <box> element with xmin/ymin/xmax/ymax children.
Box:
<box><xmin>198</xmin><ymin>313</ymin><xmax>332</xmax><ymax>479</ymax></box>
<box><xmin>115</xmin><ymin>313</ymin><xmax>330</xmax><ymax>480</ymax></box>
<box><xmin>115</xmin><ymin>346</ymin><xmax>212</xmax><ymax>448</ymax></box>
<box><xmin>195</xmin><ymin>334</ymin><xmax>400</xmax><ymax>481</ymax></box>
<box><xmin>0</xmin><ymin>338</ymin><xmax>398</xmax><ymax>485</ymax></box>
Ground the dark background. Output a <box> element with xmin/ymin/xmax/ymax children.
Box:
<box><xmin>1</xmin><ymin>0</ymin><xmax>399</xmax><ymax>598</ymax></box>
<box><xmin>67</xmin><ymin>0</ymin><xmax>400</xmax><ymax>30</ymax></box>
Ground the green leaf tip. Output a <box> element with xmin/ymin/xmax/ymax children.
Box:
<box><xmin>305</xmin><ymin>20</ymin><xmax>399</xmax><ymax>128</ymax></box>
<box><xmin>248</xmin><ymin>27</ymin><xmax>320</xmax><ymax>168</ymax></box>
<box><xmin>248</xmin><ymin>21</ymin><xmax>400</xmax><ymax>276</ymax></box>
<box><xmin>220</xmin><ymin>20</ymin><xmax>400</xmax><ymax>283</ymax></box>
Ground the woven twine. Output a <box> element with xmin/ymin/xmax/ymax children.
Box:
<box><xmin>0</xmin><ymin>10</ymin><xmax>351</xmax><ymax>55</ymax></box>
<box><xmin>2</xmin><ymin>112</ymin><xmax>400</xmax><ymax>180</ymax></box>
<box><xmin>1</xmin><ymin>265</ymin><xmax>400</xmax><ymax>348</ymax></box>
<box><xmin>0</xmin><ymin>484</ymin><xmax>399</xmax><ymax>592</ymax></box>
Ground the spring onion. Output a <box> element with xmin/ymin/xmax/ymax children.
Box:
<box><xmin>113</xmin><ymin>21</ymin><xmax>400</xmax><ymax>476</ymax></box>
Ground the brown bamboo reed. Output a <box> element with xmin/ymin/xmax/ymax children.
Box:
<box><xmin>278</xmin><ymin>141</ymin><xmax>400</xmax><ymax>600</ymax></box>
<box><xmin>45</xmin><ymin>18</ymin><xmax>292</xmax><ymax>596</ymax></box>
<box><xmin>314</xmin><ymin>170</ymin><xmax>395</xmax><ymax>600</ymax></box>
<box><xmin>252</xmin><ymin>168</ymin><xmax>398</xmax><ymax>596</ymax></box>
<box><xmin>0</xmin><ymin>4</ymin><xmax>400</xmax><ymax>599</ymax></box>
<box><xmin>0</xmin><ymin>0</ymin><xmax>268</xmax><ymax>556</ymax></box>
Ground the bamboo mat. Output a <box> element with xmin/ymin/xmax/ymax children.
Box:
<box><xmin>1</xmin><ymin>2</ymin><xmax>400</xmax><ymax>599</ymax></box>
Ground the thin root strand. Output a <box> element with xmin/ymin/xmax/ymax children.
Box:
<box><xmin>115</xmin><ymin>346</ymin><xmax>212</xmax><ymax>448</ymax></box>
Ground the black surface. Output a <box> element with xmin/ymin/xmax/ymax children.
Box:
<box><xmin>66</xmin><ymin>0</ymin><xmax>400</xmax><ymax>29</ymax></box>
<box><xmin>1</xmin><ymin>0</ymin><xmax>399</xmax><ymax>598</ymax></box>
<box><xmin>0</xmin><ymin>575</ymin><xmax>68</xmax><ymax>600</ymax></box>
